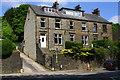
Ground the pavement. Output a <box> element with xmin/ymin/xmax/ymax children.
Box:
<box><xmin>20</xmin><ymin>52</ymin><xmax>47</xmax><ymax>73</ymax></box>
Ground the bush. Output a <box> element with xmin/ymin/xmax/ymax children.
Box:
<box><xmin>0</xmin><ymin>38</ymin><xmax>16</xmax><ymax>58</ymax></box>
<box><xmin>65</xmin><ymin>41</ymin><xmax>83</xmax><ymax>49</ymax></box>
<box><xmin>92</xmin><ymin>39</ymin><xmax>111</xmax><ymax>48</ymax></box>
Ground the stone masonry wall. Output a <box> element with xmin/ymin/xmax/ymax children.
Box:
<box><xmin>2</xmin><ymin>52</ymin><xmax>22</xmax><ymax>74</ymax></box>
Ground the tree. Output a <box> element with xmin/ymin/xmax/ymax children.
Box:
<box><xmin>3</xmin><ymin>4</ymin><xmax>29</xmax><ymax>42</ymax></box>
<box><xmin>1</xmin><ymin>17</ymin><xmax>18</xmax><ymax>41</ymax></box>
<box><xmin>112</xmin><ymin>23</ymin><xmax>120</xmax><ymax>32</ymax></box>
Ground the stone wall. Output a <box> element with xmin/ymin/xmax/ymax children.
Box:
<box><xmin>37</xmin><ymin>51</ymin><xmax>102</xmax><ymax>70</ymax></box>
<box><xmin>2</xmin><ymin>52</ymin><xmax>22</xmax><ymax>74</ymax></box>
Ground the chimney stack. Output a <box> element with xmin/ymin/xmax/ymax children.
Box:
<box><xmin>52</xmin><ymin>1</ymin><xmax>59</xmax><ymax>10</ymax></box>
<box><xmin>75</xmin><ymin>5</ymin><xmax>81</xmax><ymax>10</ymax></box>
<box><xmin>92</xmin><ymin>8</ymin><xmax>100</xmax><ymax>16</ymax></box>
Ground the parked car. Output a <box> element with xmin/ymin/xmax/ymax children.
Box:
<box><xmin>103</xmin><ymin>60</ymin><xmax>120</xmax><ymax>70</ymax></box>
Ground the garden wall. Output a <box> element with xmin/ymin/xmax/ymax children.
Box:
<box><xmin>1</xmin><ymin>52</ymin><xmax>22</xmax><ymax>74</ymax></box>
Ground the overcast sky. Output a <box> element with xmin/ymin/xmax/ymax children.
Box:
<box><xmin>1</xmin><ymin>0</ymin><xmax>120</xmax><ymax>23</ymax></box>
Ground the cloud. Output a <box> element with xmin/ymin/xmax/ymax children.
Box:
<box><xmin>108</xmin><ymin>16</ymin><xmax>120</xmax><ymax>24</ymax></box>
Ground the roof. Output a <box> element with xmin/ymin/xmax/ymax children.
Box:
<box><xmin>30</xmin><ymin>5</ymin><xmax>111</xmax><ymax>24</ymax></box>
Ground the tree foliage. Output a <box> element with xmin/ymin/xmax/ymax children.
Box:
<box><xmin>3</xmin><ymin>4</ymin><xmax>29</xmax><ymax>42</ymax></box>
<box><xmin>0</xmin><ymin>38</ymin><xmax>16</xmax><ymax>58</ymax></box>
<box><xmin>65</xmin><ymin>41</ymin><xmax>83</xmax><ymax>49</ymax></box>
<box><xmin>1</xmin><ymin>18</ymin><xmax>18</xmax><ymax>41</ymax></box>
<box><xmin>112</xmin><ymin>23</ymin><xmax>120</xmax><ymax>32</ymax></box>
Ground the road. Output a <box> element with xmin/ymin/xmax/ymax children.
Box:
<box><xmin>2</xmin><ymin>71</ymin><xmax>120</xmax><ymax>80</ymax></box>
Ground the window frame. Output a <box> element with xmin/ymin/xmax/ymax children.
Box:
<box><xmin>93</xmin><ymin>24</ymin><xmax>97</xmax><ymax>32</ymax></box>
<box><xmin>55</xmin><ymin>19</ymin><xmax>61</xmax><ymax>29</ymax></box>
<box><xmin>69</xmin><ymin>21</ymin><xmax>74</xmax><ymax>30</ymax></box>
<box><xmin>40</xmin><ymin>18</ymin><xmax>45</xmax><ymax>28</ymax></box>
<box><xmin>82</xmin><ymin>35</ymin><xmax>88</xmax><ymax>45</ymax></box>
<box><xmin>70</xmin><ymin>35</ymin><xmax>75</xmax><ymax>41</ymax></box>
<box><xmin>82</xmin><ymin>23</ymin><xmax>87</xmax><ymax>31</ymax></box>
<box><xmin>103</xmin><ymin>25</ymin><xmax>107</xmax><ymax>33</ymax></box>
<box><xmin>93</xmin><ymin>34</ymin><xmax>98</xmax><ymax>40</ymax></box>
<box><xmin>54</xmin><ymin>34</ymin><xmax>62</xmax><ymax>45</ymax></box>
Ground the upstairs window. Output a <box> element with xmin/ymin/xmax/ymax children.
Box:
<box><xmin>82</xmin><ymin>23</ymin><xmax>87</xmax><ymax>31</ymax></box>
<box><xmin>103</xmin><ymin>25</ymin><xmax>107</xmax><ymax>33</ymax></box>
<box><xmin>44</xmin><ymin>8</ymin><xmax>56</xmax><ymax>13</ymax></box>
<box><xmin>54</xmin><ymin>34</ymin><xmax>62</xmax><ymax>45</ymax></box>
<box><xmin>55</xmin><ymin>19</ymin><xmax>61</xmax><ymax>29</ymax></box>
<box><xmin>93</xmin><ymin>24</ymin><xmax>97</xmax><ymax>32</ymax></box>
<box><xmin>70</xmin><ymin>35</ymin><xmax>75</xmax><ymax>41</ymax></box>
<box><xmin>82</xmin><ymin>35</ymin><xmax>88</xmax><ymax>45</ymax></box>
<box><xmin>70</xmin><ymin>21</ymin><xmax>74</xmax><ymax>30</ymax></box>
<box><xmin>65</xmin><ymin>10</ymin><xmax>82</xmax><ymax>16</ymax></box>
<box><xmin>40</xmin><ymin>18</ymin><xmax>45</xmax><ymax>27</ymax></box>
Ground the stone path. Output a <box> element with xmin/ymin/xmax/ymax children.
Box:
<box><xmin>20</xmin><ymin>53</ymin><xmax>47</xmax><ymax>73</ymax></box>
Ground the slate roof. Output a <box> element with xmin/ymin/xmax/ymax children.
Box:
<box><xmin>30</xmin><ymin>5</ymin><xmax>111</xmax><ymax>24</ymax></box>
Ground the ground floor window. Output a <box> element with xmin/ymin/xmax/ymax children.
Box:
<box><xmin>82</xmin><ymin>35</ymin><xmax>88</xmax><ymax>45</ymax></box>
<box><xmin>54</xmin><ymin>34</ymin><xmax>62</xmax><ymax>45</ymax></box>
<box><xmin>70</xmin><ymin>35</ymin><xmax>75</xmax><ymax>41</ymax></box>
<box><xmin>93</xmin><ymin>34</ymin><xmax>98</xmax><ymax>40</ymax></box>
<box><xmin>103</xmin><ymin>37</ymin><xmax>108</xmax><ymax>39</ymax></box>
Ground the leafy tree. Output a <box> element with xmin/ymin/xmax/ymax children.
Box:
<box><xmin>1</xmin><ymin>18</ymin><xmax>18</xmax><ymax>41</ymax></box>
<box><xmin>112</xmin><ymin>23</ymin><xmax>120</xmax><ymax>32</ymax></box>
<box><xmin>3</xmin><ymin>4</ymin><xmax>29</xmax><ymax>42</ymax></box>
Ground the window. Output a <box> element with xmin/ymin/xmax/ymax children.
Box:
<box><xmin>103</xmin><ymin>25</ymin><xmax>107</xmax><ymax>33</ymax></box>
<box><xmin>40</xmin><ymin>18</ymin><xmax>45</xmax><ymax>27</ymax></box>
<box><xmin>54</xmin><ymin>34</ymin><xmax>62</xmax><ymax>45</ymax></box>
<box><xmin>93</xmin><ymin>34</ymin><xmax>98</xmax><ymax>40</ymax></box>
<box><xmin>70</xmin><ymin>35</ymin><xmax>75</xmax><ymax>41</ymax></box>
<box><xmin>65</xmin><ymin>10</ymin><xmax>82</xmax><ymax>16</ymax></box>
<box><xmin>82</xmin><ymin>23</ymin><xmax>87</xmax><ymax>31</ymax></box>
<box><xmin>82</xmin><ymin>35</ymin><xmax>88</xmax><ymax>45</ymax></box>
<box><xmin>93</xmin><ymin>24</ymin><xmax>97</xmax><ymax>32</ymax></box>
<box><xmin>44</xmin><ymin>8</ymin><xmax>56</xmax><ymax>12</ymax></box>
<box><xmin>55</xmin><ymin>19</ymin><xmax>61</xmax><ymax>29</ymax></box>
<box><xmin>70</xmin><ymin>21</ymin><xmax>74</xmax><ymax>29</ymax></box>
<box><xmin>103</xmin><ymin>37</ymin><xmax>108</xmax><ymax>39</ymax></box>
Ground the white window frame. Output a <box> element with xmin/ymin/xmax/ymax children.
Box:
<box><xmin>82</xmin><ymin>35</ymin><xmax>88</xmax><ymax>45</ymax></box>
<box><xmin>54</xmin><ymin>34</ymin><xmax>62</xmax><ymax>45</ymax></box>
<box><xmin>70</xmin><ymin>35</ymin><xmax>75</xmax><ymax>41</ymax></box>
<box><xmin>82</xmin><ymin>23</ymin><xmax>87</xmax><ymax>31</ymax></box>
<box><xmin>55</xmin><ymin>19</ymin><xmax>61</xmax><ymax>29</ymax></box>
<box><xmin>69</xmin><ymin>21</ymin><xmax>74</xmax><ymax>30</ymax></box>
<box><xmin>40</xmin><ymin>18</ymin><xmax>45</xmax><ymax>27</ymax></box>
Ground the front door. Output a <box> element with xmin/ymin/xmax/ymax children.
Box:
<box><xmin>40</xmin><ymin>34</ymin><xmax>46</xmax><ymax>48</ymax></box>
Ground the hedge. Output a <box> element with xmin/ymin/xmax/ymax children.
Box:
<box><xmin>0</xmin><ymin>38</ymin><xmax>16</xmax><ymax>58</ymax></box>
<box><xmin>65</xmin><ymin>41</ymin><xmax>83</xmax><ymax>49</ymax></box>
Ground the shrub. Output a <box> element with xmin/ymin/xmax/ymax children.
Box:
<box><xmin>65</xmin><ymin>41</ymin><xmax>83</xmax><ymax>49</ymax></box>
<box><xmin>0</xmin><ymin>38</ymin><xmax>16</xmax><ymax>58</ymax></box>
<box><xmin>92</xmin><ymin>39</ymin><xmax>111</xmax><ymax>48</ymax></box>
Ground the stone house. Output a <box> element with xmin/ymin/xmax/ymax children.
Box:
<box><xmin>24</xmin><ymin>2</ymin><xmax>112</xmax><ymax>61</ymax></box>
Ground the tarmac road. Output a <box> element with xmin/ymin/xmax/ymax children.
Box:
<box><xmin>2</xmin><ymin>71</ymin><xmax>120</xmax><ymax>80</ymax></box>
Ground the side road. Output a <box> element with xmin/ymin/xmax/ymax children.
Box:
<box><xmin>20</xmin><ymin>52</ymin><xmax>47</xmax><ymax>73</ymax></box>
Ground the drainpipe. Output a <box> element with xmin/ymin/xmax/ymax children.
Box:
<box><xmin>48</xmin><ymin>18</ymin><xmax>49</xmax><ymax>49</ymax></box>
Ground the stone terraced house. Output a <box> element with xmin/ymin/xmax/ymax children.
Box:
<box><xmin>24</xmin><ymin>2</ymin><xmax>112</xmax><ymax>62</ymax></box>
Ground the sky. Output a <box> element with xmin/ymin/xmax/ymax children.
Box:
<box><xmin>1</xmin><ymin>0</ymin><xmax>120</xmax><ymax>23</ymax></box>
